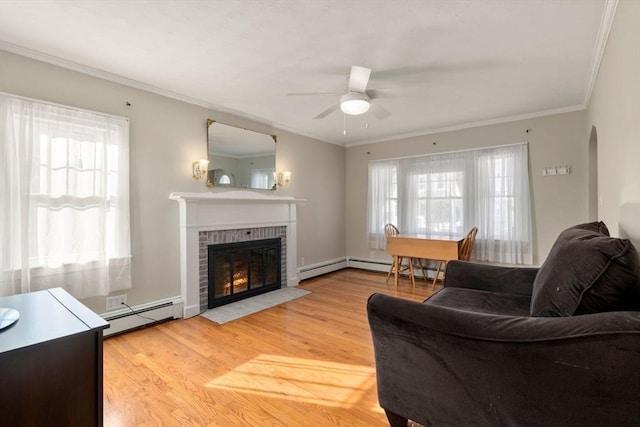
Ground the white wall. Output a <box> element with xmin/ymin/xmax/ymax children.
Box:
<box><xmin>587</xmin><ymin>0</ymin><xmax>640</xmax><ymax>250</ymax></box>
<box><xmin>276</xmin><ymin>130</ymin><xmax>346</xmax><ymax>267</ymax></box>
<box><xmin>0</xmin><ymin>49</ymin><xmax>346</xmax><ymax>313</ymax></box>
<box><xmin>345</xmin><ymin>111</ymin><xmax>590</xmax><ymax>266</ymax></box>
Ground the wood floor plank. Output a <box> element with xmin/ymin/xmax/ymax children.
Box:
<box><xmin>103</xmin><ymin>268</ymin><xmax>437</xmax><ymax>426</ymax></box>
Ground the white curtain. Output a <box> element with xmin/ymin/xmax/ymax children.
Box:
<box><xmin>0</xmin><ymin>93</ymin><xmax>131</xmax><ymax>298</ymax></box>
<box><xmin>368</xmin><ymin>143</ymin><xmax>532</xmax><ymax>265</ymax></box>
<box><xmin>250</xmin><ymin>168</ymin><xmax>275</xmax><ymax>189</ymax></box>
<box><xmin>471</xmin><ymin>144</ymin><xmax>533</xmax><ymax>264</ymax></box>
<box><xmin>368</xmin><ymin>160</ymin><xmax>399</xmax><ymax>249</ymax></box>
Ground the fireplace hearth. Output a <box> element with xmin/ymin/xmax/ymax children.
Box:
<box><xmin>208</xmin><ymin>238</ymin><xmax>281</xmax><ymax>308</ymax></box>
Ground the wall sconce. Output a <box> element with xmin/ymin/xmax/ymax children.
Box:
<box><xmin>192</xmin><ymin>159</ymin><xmax>209</xmax><ymax>180</ymax></box>
<box><xmin>273</xmin><ymin>171</ymin><xmax>292</xmax><ymax>188</ymax></box>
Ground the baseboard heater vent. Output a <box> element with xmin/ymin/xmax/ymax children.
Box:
<box><xmin>347</xmin><ymin>257</ymin><xmax>392</xmax><ymax>274</ymax></box>
<box><xmin>348</xmin><ymin>257</ymin><xmax>437</xmax><ymax>279</ymax></box>
<box><xmin>102</xmin><ymin>297</ymin><xmax>183</xmax><ymax>337</ymax></box>
<box><xmin>298</xmin><ymin>257</ymin><xmax>348</xmax><ymax>281</ymax></box>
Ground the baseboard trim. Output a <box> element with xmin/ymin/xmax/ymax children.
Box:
<box><xmin>101</xmin><ymin>296</ymin><xmax>183</xmax><ymax>337</ymax></box>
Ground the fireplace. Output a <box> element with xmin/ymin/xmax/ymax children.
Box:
<box><xmin>169</xmin><ymin>190</ymin><xmax>300</xmax><ymax>319</ymax></box>
<box><xmin>208</xmin><ymin>238</ymin><xmax>281</xmax><ymax>307</ymax></box>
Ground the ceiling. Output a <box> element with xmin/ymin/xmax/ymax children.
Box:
<box><xmin>0</xmin><ymin>0</ymin><xmax>615</xmax><ymax>146</ymax></box>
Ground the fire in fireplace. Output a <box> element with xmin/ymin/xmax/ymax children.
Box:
<box><xmin>208</xmin><ymin>238</ymin><xmax>281</xmax><ymax>308</ymax></box>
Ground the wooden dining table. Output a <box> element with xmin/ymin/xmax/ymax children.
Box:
<box><xmin>386</xmin><ymin>233</ymin><xmax>464</xmax><ymax>287</ymax></box>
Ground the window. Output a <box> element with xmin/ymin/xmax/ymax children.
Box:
<box><xmin>368</xmin><ymin>143</ymin><xmax>532</xmax><ymax>265</ymax></box>
<box><xmin>409</xmin><ymin>155</ymin><xmax>466</xmax><ymax>236</ymax></box>
<box><xmin>416</xmin><ymin>171</ymin><xmax>464</xmax><ymax>235</ymax></box>
<box><xmin>0</xmin><ymin>93</ymin><xmax>131</xmax><ymax>298</ymax></box>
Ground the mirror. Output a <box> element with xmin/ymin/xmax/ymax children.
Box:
<box><xmin>207</xmin><ymin>120</ymin><xmax>277</xmax><ymax>190</ymax></box>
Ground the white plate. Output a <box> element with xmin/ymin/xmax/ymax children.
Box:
<box><xmin>0</xmin><ymin>307</ymin><xmax>19</xmax><ymax>330</ymax></box>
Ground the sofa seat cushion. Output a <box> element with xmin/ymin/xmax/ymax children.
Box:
<box><xmin>425</xmin><ymin>287</ymin><xmax>531</xmax><ymax>317</ymax></box>
<box><xmin>531</xmin><ymin>224</ymin><xmax>639</xmax><ymax>317</ymax></box>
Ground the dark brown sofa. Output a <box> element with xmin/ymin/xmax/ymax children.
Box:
<box><xmin>367</xmin><ymin>222</ymin><xmax>640</xmax><ymax>427</ymax></box>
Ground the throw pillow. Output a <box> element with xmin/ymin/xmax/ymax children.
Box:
<box><xmin>530</xmin><ymin>226</ymin><xmax>639</xmax><ymax>317</ymax></box>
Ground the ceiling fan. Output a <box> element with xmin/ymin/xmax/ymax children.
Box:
<box><xmin>287</xmin><ymin>65</ymin><xmax>391</xmax><ymax>120</ymax></box>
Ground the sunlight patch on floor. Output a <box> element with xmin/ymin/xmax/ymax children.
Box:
<box><xmin>206</xmin><ymin>354</ymin><xmax>376</xmax><ymax>407</ymax></box>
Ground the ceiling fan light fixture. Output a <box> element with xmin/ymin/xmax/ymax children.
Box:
<box><xmin>340</xmin><ymin>92</ymin><xmax>370</xmax><ymax>115</ymax></box>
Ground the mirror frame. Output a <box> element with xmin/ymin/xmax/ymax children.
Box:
<box><xmin>206</xmin><ymin>119</ymin><xmax>277</xmax><ymax>190</ymax></box>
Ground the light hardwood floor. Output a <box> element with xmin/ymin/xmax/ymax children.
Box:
<box><xmin>103</xmin><ymin>268</ymin><xmax>437</xmax><ymax>426</ymax></box>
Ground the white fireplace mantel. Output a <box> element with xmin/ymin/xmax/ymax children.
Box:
<box><xmin>170</xmin><ymin>190</ymin><xmax>304</xmax><ymax>318</ymax></box>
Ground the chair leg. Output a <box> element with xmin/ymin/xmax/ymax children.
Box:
<box><xmin>417</xmin><ymin>258</ymin><xmax>427</xmax><ymax>282</ymax></box>
<box><xmin>408</xmin><ymin>259</ymin><xmax>415</xmax><ymax>287</ymax></box>
<box><xmin>384</xmin><ymin>409</ymin><xmax>409</xmax><ymax>427</ymax></box>
<box><xmin>386</xmin><ymin>256</ymin><xmax>403</xmax><ymax>285</ymax></box>
<box><xmin>432</xmin><ymin>261</ymin><xmax>444</xmax><ymax>290</ymax></box>
<box><xmin>385</xmin><ymin>259</ymin><xmax>394</xmax><ymax>285</ymax></box>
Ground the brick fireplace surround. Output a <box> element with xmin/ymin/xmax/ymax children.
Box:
<box><xmin>170</xmin><ymin>191</ymin><xmax>301</xmax><ymax>318</ymax></box>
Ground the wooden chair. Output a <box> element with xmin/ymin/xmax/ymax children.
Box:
<box><xmin>384</xmin><ymin>224</ymin><xmax>416</xmax><ymax>286</ymax></box>
<box><xmin>432</xmin><ymin>227</ymin><xmax>478</xmax><ymax>289</ymax></box>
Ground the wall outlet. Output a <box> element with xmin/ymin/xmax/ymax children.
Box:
<box><xmin>106</xmin><ymin>295</ymin><xmax>127</xmax><ymax>311</ymax></box>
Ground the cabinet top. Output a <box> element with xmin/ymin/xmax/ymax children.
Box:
<box><xmin>0</xmin><ymin>288</ymin><xmax>108</xmax><ymax>354</ymax></box>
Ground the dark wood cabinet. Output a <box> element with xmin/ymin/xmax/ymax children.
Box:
<box><xmin>0</xmin><ymin>288</ymin><xmax>109</xmax><ymax>426</ymax></box>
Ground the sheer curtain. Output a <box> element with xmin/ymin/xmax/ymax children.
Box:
<box><xmin>0</xmin><ymin>93</ymin><xmax>131</xmax><ymax>298</ymax></box>
<box><xmin>471</xmin><ymin>144</ymin><xmax>533</xmax><ymax>264</ymax></box>
<box><xmin>368</xmin><ymin>160</ymin><xmax>399</xmax><ymax>249</ymax></box>
<box><xmin>368</xmin><ymin>143</ymin><xmax>532</xmax><ymax>265</ymax></box>
<box><xmin>250</xmin><ymin>168</ymin><xmax>275</xmax><ymax>189</ymax></box>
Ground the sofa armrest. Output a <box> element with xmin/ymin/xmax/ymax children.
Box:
<box><xmin>444</xmin><ymin>260</ymin><xmax>538</xmax><ymax>296</ymax></box>
<box><xmin>367</xmin><ymin>293</ymin><xmax>640</xmax><ymax>427</ymax></box>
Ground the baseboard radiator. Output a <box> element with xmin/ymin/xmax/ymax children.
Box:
<box><xmin>297</xmin><ymin>256</ymin><xmax>440</xmax><ymax>281</ymax></box>
<box><xmin>101</xmin><ymin>297</ymin><xmax>183</xmax><ymax>337</ymax></box>
<box><xmin>347</xmin><ymin>257</ymin><xmax>438</xmax><ymax>280</ymax></box>
<box><xmin>298</xmin><ymin>257</ymin><xmax>349</xmax><ymax>281</ymax></box>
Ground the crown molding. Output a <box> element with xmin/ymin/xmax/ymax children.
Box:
<box><xmin>0</xmin><ymin>41</ymin><xmax>287</xmax><ymax>129</ymax></box>
<box><xmin>344</xmin><ymin>104</ymin><xmax>587</xmax><ymax>148</ymax></box>
<box><xmin>583</xmin><ymin>0</ymin><xmax>619</xmax><ymax>108</ymax></box>
<box><xmin>0</xmin><ymin>41</ymin><xmax>215</xmax><ymax>108</ymax></box>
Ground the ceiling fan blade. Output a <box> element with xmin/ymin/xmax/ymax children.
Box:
<box><xmin>369</xmin><ymin>102</ymin><xmax>391</xmax><ymax>120</ymax></box>
<box><xmin>314</xmin><ymin>103</ymin><xmax>340</xmax><ymax>119</ymax></box>
<box><xmin>348</xmin><ymin>65</ymin><xmax>371</xmax><ymax>93</ymax></box>
<box><xmin>285</xmin><ymin>92</ymin><xmax>342</xmax><ymax>96</ymax></box>
<box><xmin>366</xmin><ymin>89</ymin><xmax>393</xmax><ymax>100</ymax></box>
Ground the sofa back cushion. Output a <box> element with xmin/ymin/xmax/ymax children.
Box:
<box><xmin>567</xmin><ymin>220</ymin><xmax>610</xmax><ymax>236</ymax></box>
<box><xmin>530</xmin><ymin>222</ymin><xmax>639</xmax><ymax>317</ymax></box>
